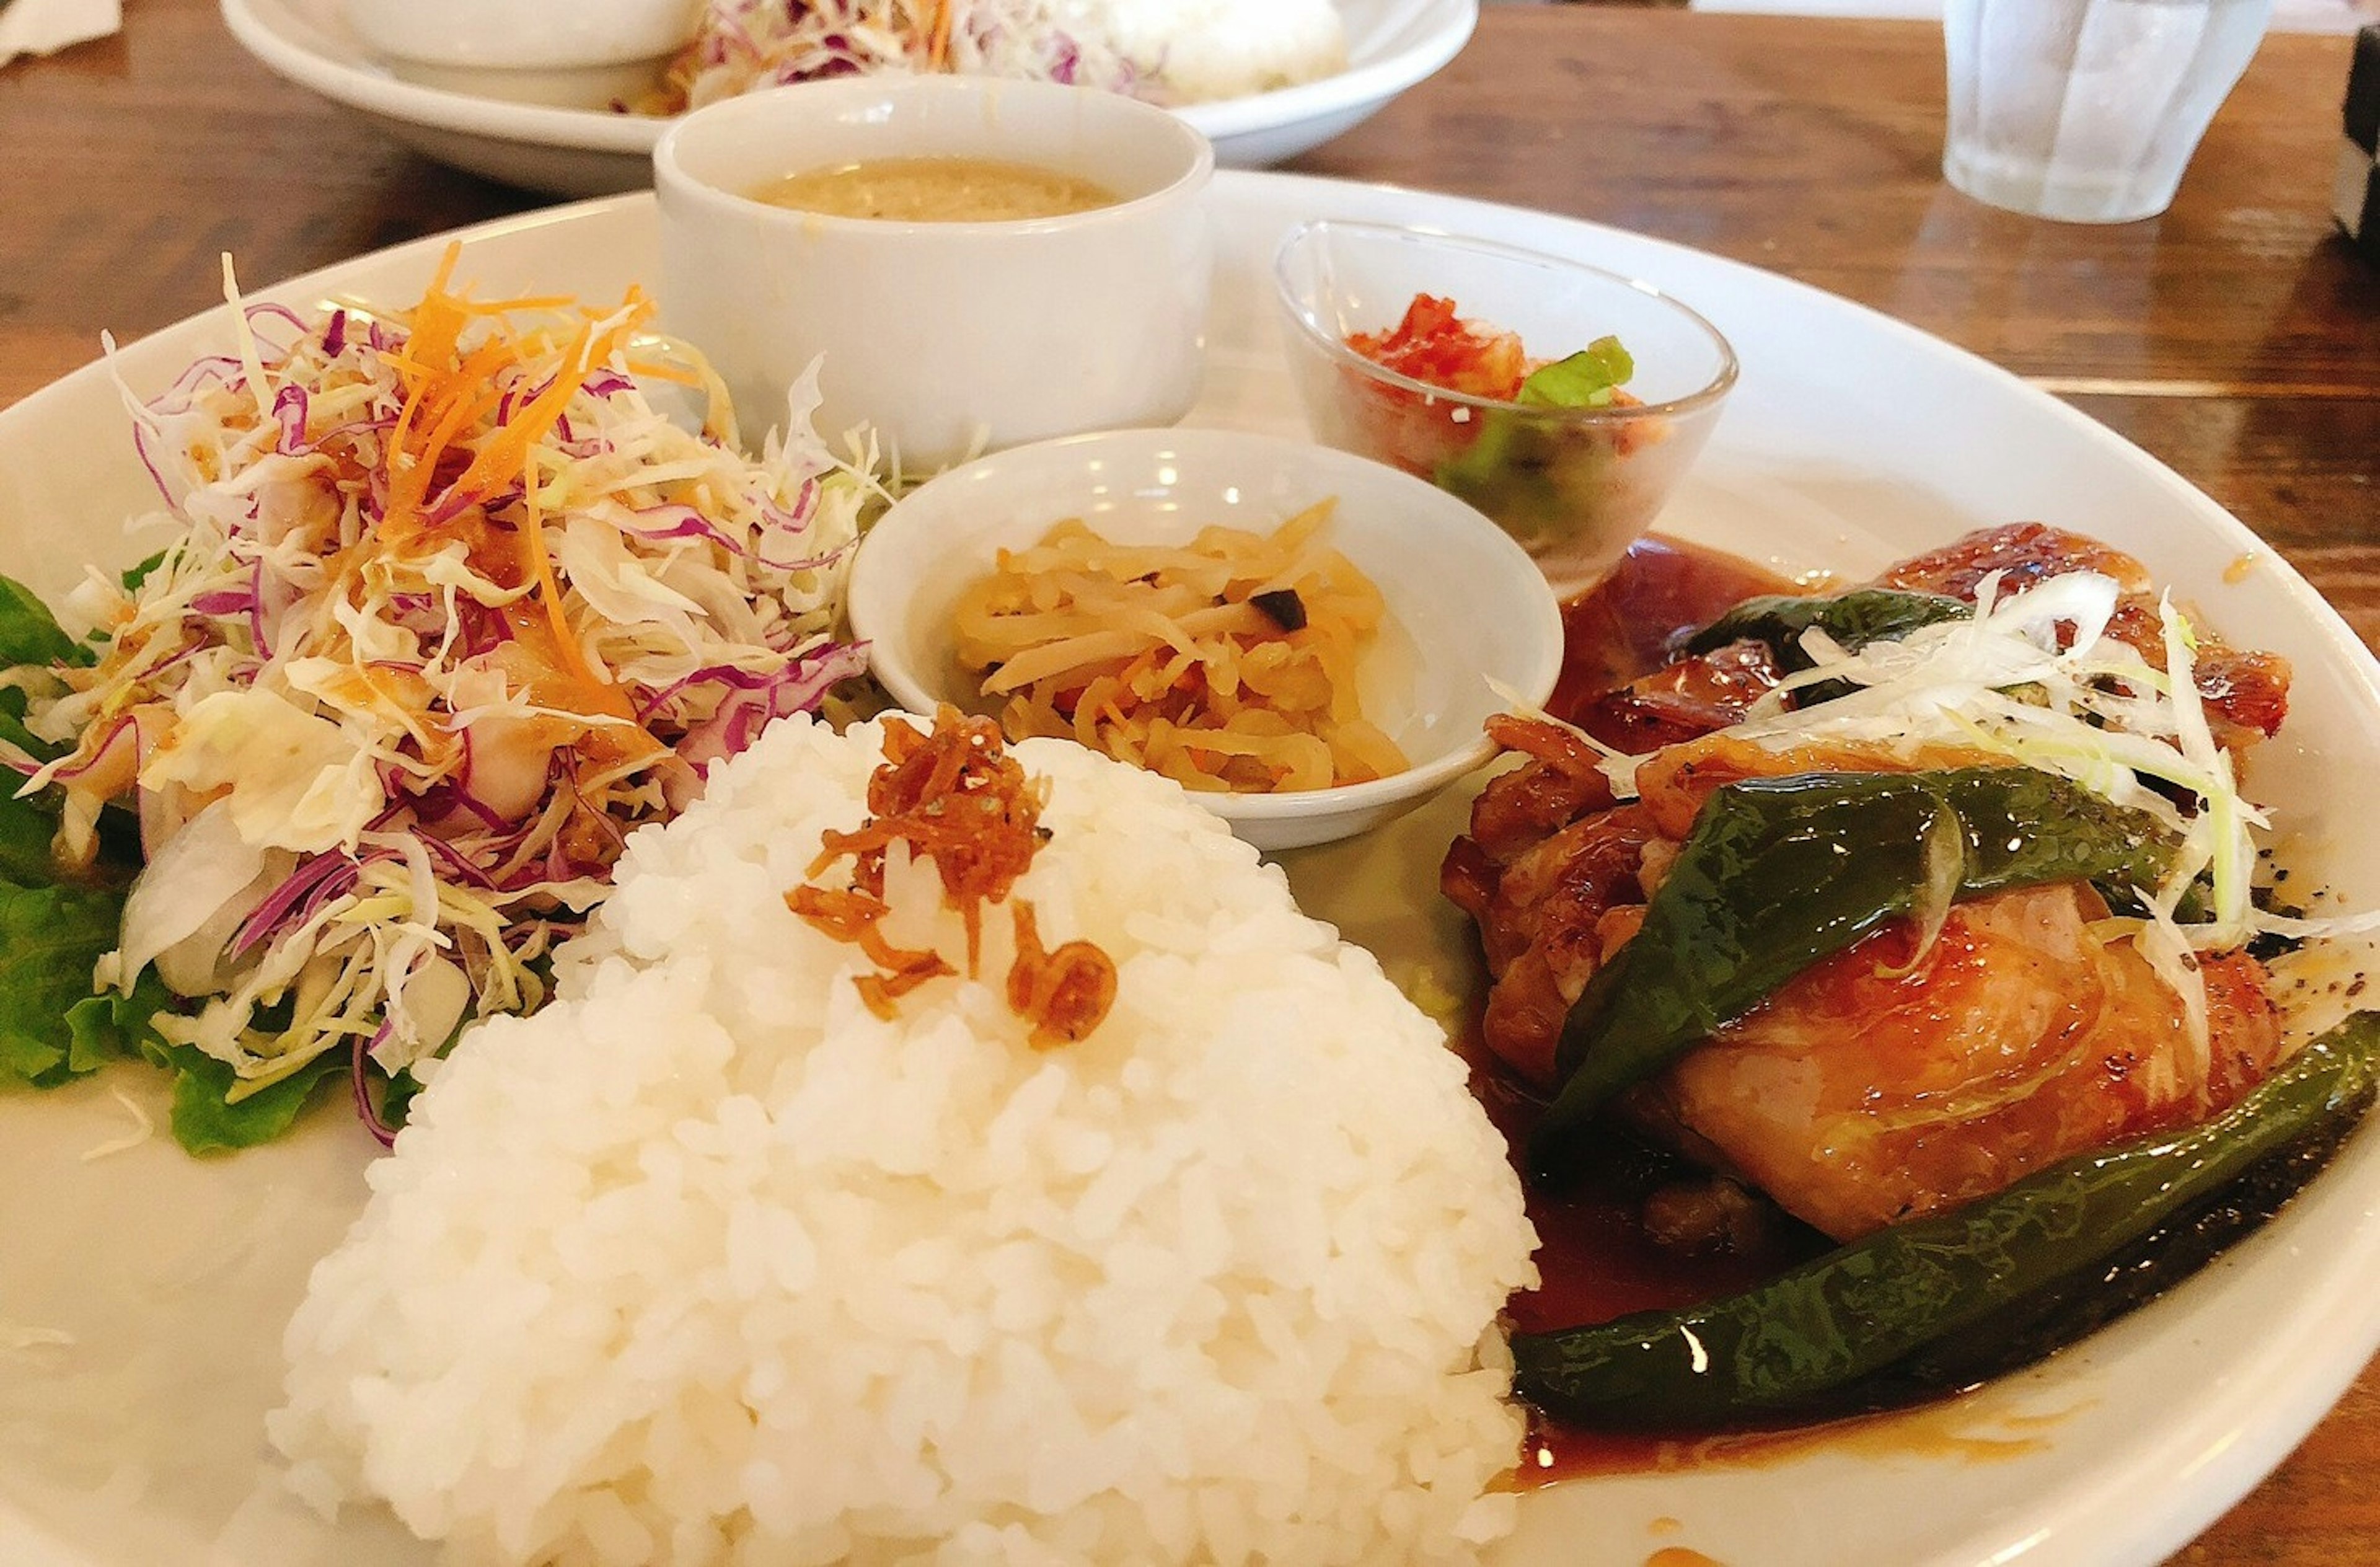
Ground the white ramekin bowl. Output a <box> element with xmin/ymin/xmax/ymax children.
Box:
<box><xmin>847</xmin><ymin>426</ymin><xmax>1564</xmax><ymax>852</ymax></box>
<box><xmin>654</xmin><ymin>76</ymin><xmax>1215</xmax><ymax>472</ymax></box>
<box><xmin>343</xmin><ymin>0</ymin><xmax>699</xmax><ymax>70</ymax></box>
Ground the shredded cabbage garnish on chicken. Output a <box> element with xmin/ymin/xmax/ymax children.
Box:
<box><xmin>1591</xmin><ymin>567</ymin><xmax>2380</xmax><ymax>1070</ymax></box>
<box><xmin>5</xmin><ymin>247</ymin><xmax>873</xmax><ymax>1138</ymax></box>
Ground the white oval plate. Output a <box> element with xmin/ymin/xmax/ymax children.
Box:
<box><xmin>1</xmin><ymin>171</ymin><xmax>2378</xmax><ymax>1567</ymax></box>
<box><xmin>218</xmin><ymin>0</ymin><xmax>1480</xmax><ymax>195</ymax></box>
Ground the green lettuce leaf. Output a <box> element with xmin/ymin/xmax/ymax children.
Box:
<box><xmin>0</xmin><ymin>783</ymin><xmax>139</xmax><ymax>888</ymax></box>
<box><xmin>0</xmin><ymin>692</ymin><xmax>49</xmax><ymax>769</ymax></box>
<box><xmin>0</xmin><ymin>567</ymin><xmax>280</xmax><ymax>1149</ymax></box>
<box><xmin>146</xmin><ymin>1038</ymin><xmax>347</xmax><ymax>1155</ymax></box>
<box><xmin>120</xmin><ymin>551</ymin><xmax>166</xmax><ymax>595</ymax></box>
<box><xmin>63</xmin><ymin>979</ymin><xmax>171</xmax><ymax>1077</ymax></box>
<box><xmin>0</xmin><ymin>875</ymin><xmax>138</xmax><ymax>1088</ymax></box>
<box><xmin>0</xmin><ymin>759</ymin><xmax>172</xmax><ymax>1098</ymax></box>
<box><xmin>0</xmin><ymin>573</ymin><xmax>79</xmax><ymax>668</ymax></box>
<box><xmin>375</xmin><ymin>1064</ymin><xmax>426</xmax><ymax>1134</ymax></box>
<box><xmin>0</xmin><ymin>788</ymin><xmax>60</xmax><ymax>887</ymax></box>
<box><xmin>1515</xmin><ymin>335</ymin><xmax>1634</xmax><ymax>409</ymax></box>
<box><xmin>0</xmin><ymin>571</ymin><xmax>82</xmax><ymax>762</ymax></box>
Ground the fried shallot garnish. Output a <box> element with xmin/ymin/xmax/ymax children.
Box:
<box><xmin>1007</xmin><ymin>900</ymin><xmax>1119</xmax><ymax>1050</ymax></box>
<box><xmin>787</xmin><ymin>707</ymin><xmax>1117</xmax><ymax>1043</ymax></box>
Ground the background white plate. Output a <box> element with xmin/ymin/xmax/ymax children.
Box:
<box><xmin>2</xmin><ymin>170</ymin><xmax>2378</xmax><ymax>1567</ymax></box>
<box><xmin>218</xmin><ymin>0</ymin><xmax>1480</xmax><ymax>194</ymax></box>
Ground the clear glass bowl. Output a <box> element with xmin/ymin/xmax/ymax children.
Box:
<box><xmin>1274</xmin><ymin>219</ymin><xmax>1738</xmax><ymax>596</ymax></box>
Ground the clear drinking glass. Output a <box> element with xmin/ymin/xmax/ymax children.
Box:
<box><xmin>1942</xmin><ymin>0</ymin><xmax>2275</xmax><ymax>224</ymax></box>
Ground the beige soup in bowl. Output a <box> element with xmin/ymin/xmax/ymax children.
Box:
<box><xmin>751</xmin><ymin>157</ymin><xmax>1120</xmax><ymax>223</ymax></box>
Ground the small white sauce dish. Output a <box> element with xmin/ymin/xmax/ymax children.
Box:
<box><xmin>343</xmin><ymin>0</ymin><xmax>700</xmax><ymax>70</ymax></box>
<box><xmin>847</xmin><ymin>426</ymin><xmax>1566</xmax><ymax>852</ymax></box>
<box><xmin>653</xmin><ymin>76</ymin><xmax>1215</xmax><ymax>473</ymax></box>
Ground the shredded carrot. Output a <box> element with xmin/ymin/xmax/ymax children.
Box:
<box><xmin>518</xmin><ymin>457</ymin><xmax>600</xmax><ymax>691</ymax></box>
<box><xmin>624</xmin><ymin>357</ymin><xmax>700</xmax><ymax>387</ymax></box>
<box><xmin>449</xmin><ymin>304</ymin><xmax>646</xmax><ymax>499</ymax></box>
<box><xmin>367</xmin><ymin>245</ymin><xmax>659</xmax><ymax>694</ymax></box>
<box><xmin>925</xmin><ymin>0</ymin><xmax>954</xmax><ymax>69</ymax></box>
<box><xmin>381</xmin><ymin>244</ymin><xmax>467</xmax><ymax>474</ymax></box>
<box><xmin>451</xmin><ymin>292</ymin><xmax>576</xmax><ymax>315</ymax></box>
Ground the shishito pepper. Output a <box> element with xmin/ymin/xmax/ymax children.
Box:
<box><xmin>1510</xmin><ymin>1011</ymin><xmax>2380</xmax><ymax>1429</ymax></box>
<box><xmin>1528</xmin><ymin>766</ymin><xmax>2184</xmax><ymax>1185</ymax></box>
<box><xmin>1853</xmin><ymin>1089</ymin><xmax>2359</xmax><ymax>1409</ymax></box>
<box><xmin>1680</xmin><ymin>586</ymin><xmax>1972</xmax><ymax>673</ymax></box>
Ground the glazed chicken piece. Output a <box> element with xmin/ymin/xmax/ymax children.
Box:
<box><xmin>1443</xmin><ymin>715</ymin><xmax>1654</xmax><ymax>1086</ymax></box>
<box><xmin>1445</xmin><ymin>523</ymin><xmax>2300</xmax><ymax>1242</ymax></box>
<box><xmin>1452</xmin><ymin>724</ymin><xmax>2293</xmax><ymax>1240</ymax></box>
<box><xmin>1630</xmin><ymin>880</ymin><xmax>2286</xmax><ymax>1241</ymax></box>
<box><xmin>1447</xmin><ymin>728</ymin><xmax>1999</xmax><ymax>1088</ymax></box>
<box><xmin>1568</xmin><ymin>639</ymin><xmax>1781</xmax><ymax>756</ymax></box>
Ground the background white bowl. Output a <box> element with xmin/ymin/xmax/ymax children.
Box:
<box><xmin>342</xmin><ymin>0</ymin><xmax>699</xmax><ymax>69</ymax></box>
<box><xmin>847</xmin><ymin>426</ymin><xmax>1565</xmax><ymax>852</ymax></box>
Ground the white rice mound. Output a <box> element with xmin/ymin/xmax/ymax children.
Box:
<box><xmin>270</xmin><ymin>715</ymin><xmax>1540</xmax><ymax>1566</ymax></box>
<box><xmin>1067</xmin><ymin>0</ymin><xmax>1347</xmax><ymax>103</ymax></box>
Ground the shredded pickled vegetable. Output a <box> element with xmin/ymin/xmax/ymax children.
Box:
<box><xmin>6</xmin><ymin>248</ymin><xmax>873</xmax><ymax>1139</ymax></box>
<box><xmin>952</xmin><ymin>503</ymin><xmax>1409</xmax><ymax>795</ymax></box>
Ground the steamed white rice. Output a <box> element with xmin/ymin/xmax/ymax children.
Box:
<box><xmin>270</xmin><ymin>715</ymin><xmax>1539</xmax><ymax>1566</ymax></box>
<box><xmin>1065</xmin><ymin>0</ymin><xmax>1347</xmax><ymax>104</ymax></box>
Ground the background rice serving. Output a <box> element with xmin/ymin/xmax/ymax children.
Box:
<box><xmin>1077</xmin><ymin>0</ymin><xmax>1348</xmax><ymax>104</ymax></box>
<box><xmin>270</xmin><ymin>715</ymin><xmax>1539</xmax><ymax>1565</ymax></box>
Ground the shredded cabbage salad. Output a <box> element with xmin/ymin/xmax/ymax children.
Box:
<box><xmin>662</xmin><ymin>0</ymin><xmax>1145</xmax><ymax>110</ymax></box>
<box><xmin>1</xmin><ymin>248</ymin><xmax>874</xmax><ymax>1143</ymax></box>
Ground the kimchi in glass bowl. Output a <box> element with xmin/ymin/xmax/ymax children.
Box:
<box><xmin>1274</xmin><ymin>219</ymin><xmax>1738</xmax><ymax>597</ymax></box>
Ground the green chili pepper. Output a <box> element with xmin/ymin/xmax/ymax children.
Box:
<box><xmin>1854</xmin><ymin>1094</ymin><xmax>2361</xmax><ymax>1413</ymax></box>
<box><xmin>1530</xmin><ymin>768</ymin><xmax>2182</xmax><ymax>1185</ymax></box>
<box><xmin>1681</xmin><ymin>587</ymin><xmax>1971</xmax><ymax>673</ymax></box>
<box><xmin>1511</xmin><ymin>1011</ymin><xmax>2380</xmax><ymax>1430</ymax></box>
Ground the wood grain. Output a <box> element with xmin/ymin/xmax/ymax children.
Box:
<box><xmin>2</xmin><ymin>2</ymin><xmax>2378</xmax><ymax>1562</ymax></box>
<box><xmin>1295</xmin><ymin>14</ymin><xmax>2380</xmax><ymax>381</ymax></box>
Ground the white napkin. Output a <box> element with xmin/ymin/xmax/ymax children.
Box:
<box><xmin>0</xmin><ymin>0</ymin><xmax>123</xmax><ymax>66</ymax></box>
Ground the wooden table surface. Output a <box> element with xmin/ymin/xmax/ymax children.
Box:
<box><xmin>3</xmin><ymin>2</ymin><xmax>2377</xmax><ymax>1563</ymax></box>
